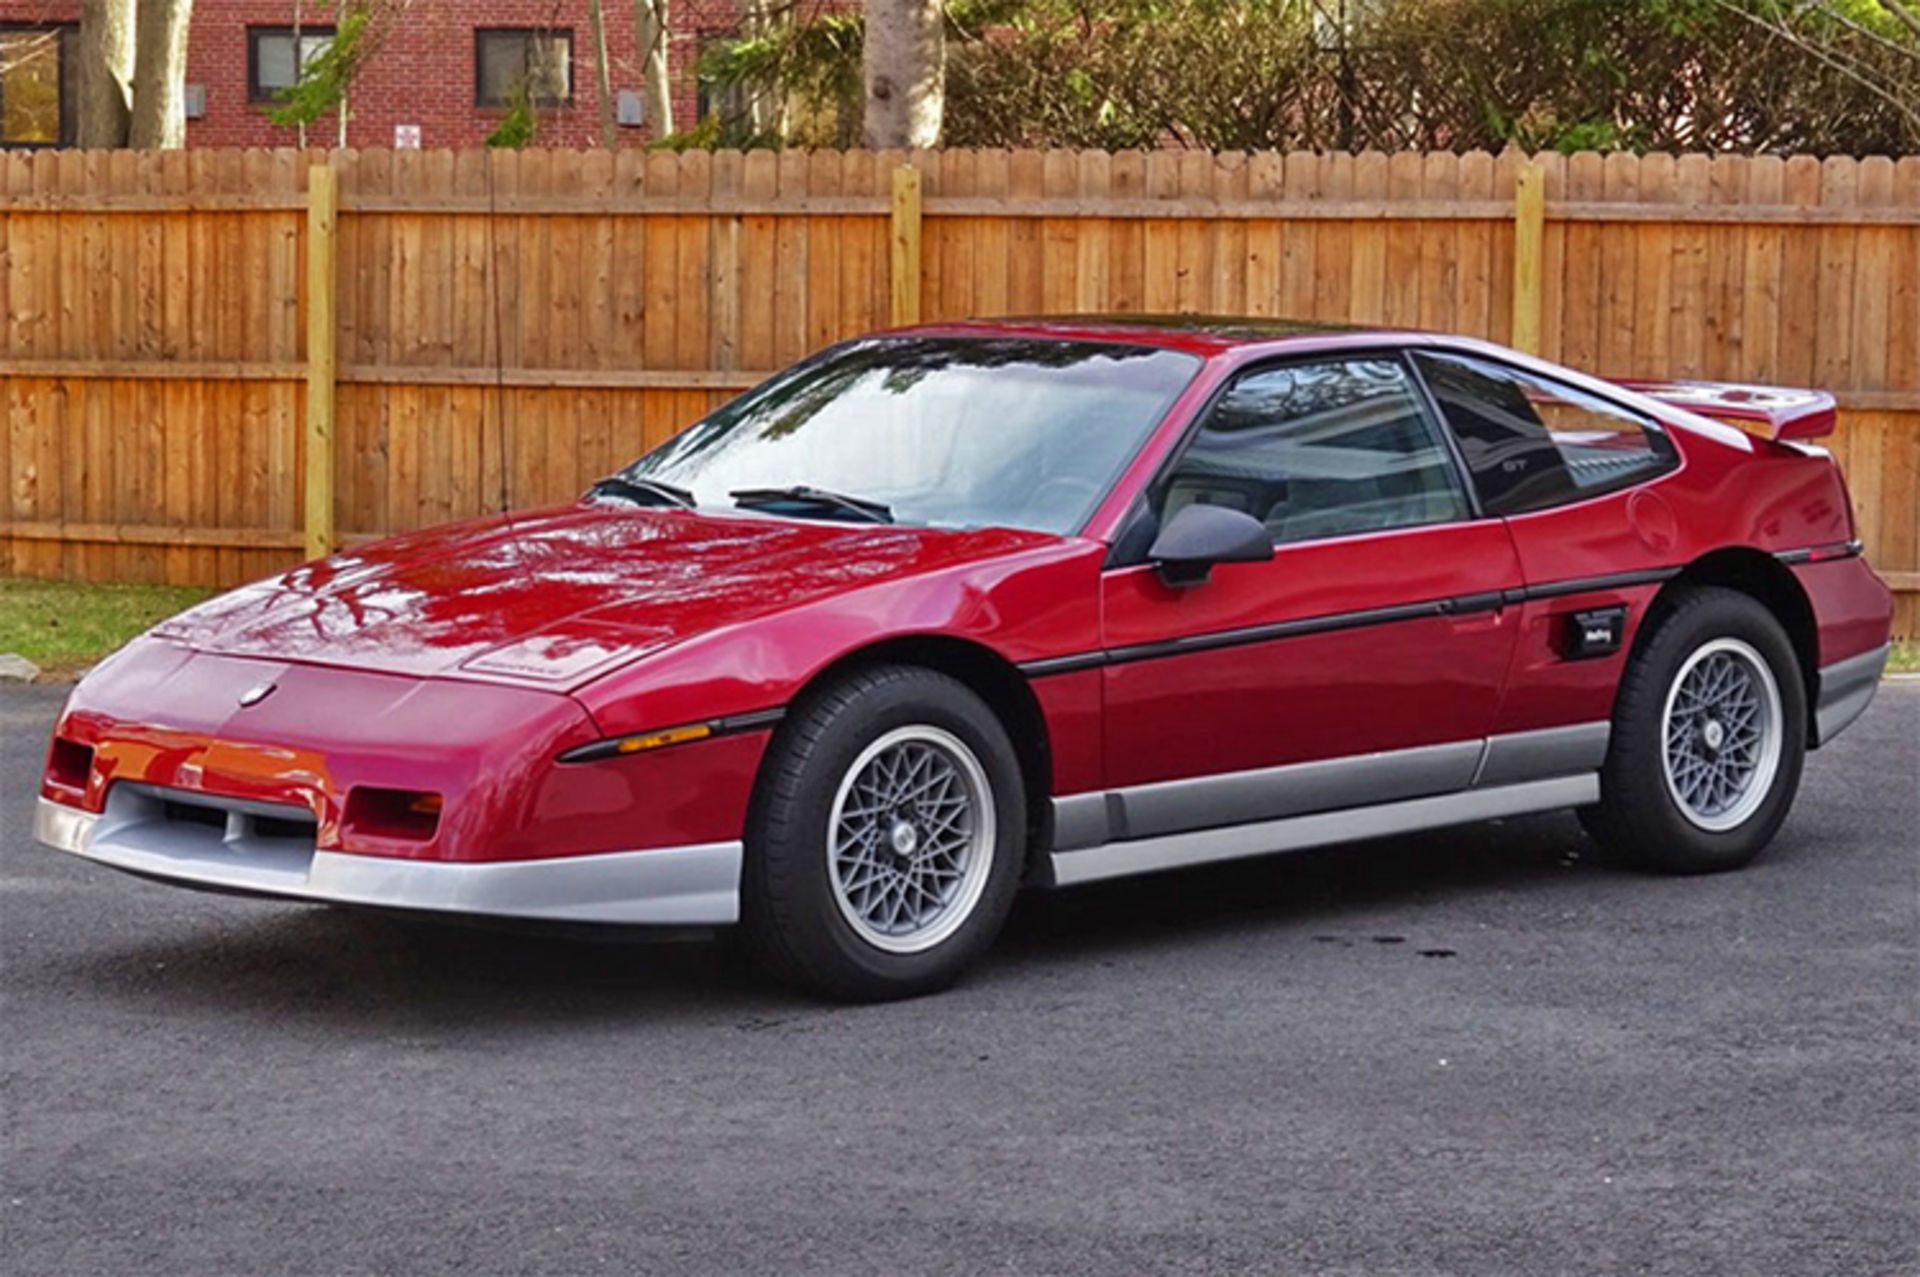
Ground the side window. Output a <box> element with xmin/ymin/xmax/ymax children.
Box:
<box><xmin>1157</xmin><ymin>358</ymin><xmax>1470</xmax><ymax>546</ymax></box>
<box><xmin>1413</xmin><ymin>352</ymin><xmax>1676</xmax><ymax>516</ymax></box>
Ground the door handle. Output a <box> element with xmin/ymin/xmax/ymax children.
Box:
<box><xmin>1437</xmin><ymin>591</ymin><xmax>1509</xmax><ymax>631</ymax></box>
<box><xmin>1438</xmin><ymin>591</ymin><xmax>1506</xmax><ymax>617</ymax></box>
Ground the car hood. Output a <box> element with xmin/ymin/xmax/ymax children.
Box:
<box><xmin>150</xmin><ymin>504</ymin><xmax>1063</xmax><ymax>689</ymax></box>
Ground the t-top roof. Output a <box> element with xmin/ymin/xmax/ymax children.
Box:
<box><xmin>896</xmin><ymin>313</ymin><xmax>1392</xmax><ymax>357</ymax></box>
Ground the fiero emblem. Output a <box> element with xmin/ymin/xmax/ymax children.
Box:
<box><xmin>237</xmin><ymin>682</ymin><xmax>277</xmax><ymax>708</ymax></box>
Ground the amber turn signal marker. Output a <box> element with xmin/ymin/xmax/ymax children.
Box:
<box><xmin>616</xmin><ymin>724</ymin><xmax>713</xmax><ymax>754</ymax></box>
<box><xmin>559</xmin><ymin>722</ymin><xmax>715</xmax><ymax>763</ymax></box>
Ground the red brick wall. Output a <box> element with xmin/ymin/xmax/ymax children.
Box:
<box><xmin>0</xmin><ymin>0</ymin><xmax>773</xmax><ymax>148</ymax></box>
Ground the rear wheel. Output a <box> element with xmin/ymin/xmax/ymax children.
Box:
<box><xmin>741</xmin><ymin>666</ymin><xmax>1026</xmax><ymax>1001</ymax></box>
<box><xmin>1580</xmin><ymin>587</ymin><xmax>1807</xmax><ymax>873</ymax></box>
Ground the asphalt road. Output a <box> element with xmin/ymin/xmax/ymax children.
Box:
<box><xmin>2</xmin><ymin>682</ymin><xmax>1915</xmax><ymax>1275</ymax></box>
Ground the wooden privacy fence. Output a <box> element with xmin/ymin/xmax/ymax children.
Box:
<box><xmin>0</xmin><ymin>146</ymin><xmax>1916</xmax><ymax>634</ymax></box>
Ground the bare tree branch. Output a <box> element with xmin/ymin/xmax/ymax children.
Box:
<box><xmin>1875</xmin><ymin>0</ymin><xmax>1920</xmax><ymax>43</ymax></box>
<box><xmin>1708</xmin><ymin>0</ymin><xmax>1920</xmax><ymax>137</ymax></box>
<box><xmin>1810</xmin><ymin>0</ymin><xmax>1920</xmax><ymax>64</ymax></box>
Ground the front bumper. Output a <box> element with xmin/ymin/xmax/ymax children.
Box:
<box><xmin>34</xmin><ymin>790</ymin><xmax>742</xmax><ymax>927</ymax></box>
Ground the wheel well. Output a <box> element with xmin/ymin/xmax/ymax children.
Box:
<box><xmin>795</xmin><ymin>636</ymin><xmax>1055</xmax><ymax>846</ymax></box>
<box><xmin>1648</xmin><ymin>548</ymin><xmax>1820</xmax><ymax>733</ymax></box>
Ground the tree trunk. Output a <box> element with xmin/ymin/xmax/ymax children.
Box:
<box><xmin>632</xmin><ymin>0</ymin><xmax>673</xmax><ymax>138</ymax></box>
<box><xmin>76</xmin><ymin>0</ymin><xmax>136</xmax><ymax>148</ymax></box>
<box><xmin>127</xmin><ymin>0</ymin><xmax>194</xmax><ymax>149</ymax></box>
<box><xmin>587</xmin><ymin>0</ymin><xmax>618</xmax><ymax>147</ymax></box>
<box><xmin>291</xmin><ymin>0</ymin><xmax>305</xmax><ymax>149</ymax></box>
<box><xmin>862</xmin><ymin>0</ymin><xmax>944</xmax><ymax>148</ymax></box>
<box><xmin>742</xmin><ymin>0</ymin><xmax>772</xmax><ymax>136</ymax></box>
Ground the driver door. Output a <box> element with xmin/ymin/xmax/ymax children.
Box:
<box><xmin>1098</xmin><ymin>354</ymin><xmax>1523</xmax><ymax>830</ymax></box>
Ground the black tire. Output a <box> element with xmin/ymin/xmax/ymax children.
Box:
<box><xmin>1580</xmin><ymin>586</ymin><xmax>1807</xmax><ymax>874</ymax></box>
<box><xmin>740</xmin><ymin>665</ymin><xmax>1027</xmax><ymax>1002</ymax></box>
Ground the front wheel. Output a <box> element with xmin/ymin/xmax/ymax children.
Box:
<box><xmin>1580</xmin><ymin>587</ymin><xmax>1807</xmax><ymax>873</ymax></box>
<box><xmin>741</xmin><ymin>666</ymin><xmax>1026</xmax><ymax>1001</ymax></box>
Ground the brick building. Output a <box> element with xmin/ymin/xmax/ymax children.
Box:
<box><xmin>0</xmin><ymin>0</ymin><xmax>764</xmax><ymax>149</ymax></box>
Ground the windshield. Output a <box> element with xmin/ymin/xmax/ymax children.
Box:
<box><xmin>618</xmin><ymin>337</ymin><xmax>1202</xmax><ymax>534</ymax></box>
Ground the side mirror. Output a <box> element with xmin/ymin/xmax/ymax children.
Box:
<box><xmin>1148</xmin><ymin>503</ymin><xmax>1274</xmax><ymax>588</ymax></box>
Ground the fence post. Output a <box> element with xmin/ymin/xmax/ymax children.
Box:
<box><xmin>304</xmin><ymin>158</ymin><xmax>339</xmax><ymax>561</ymax></box>
<box><xmin>889</xmin><ymin>164</ymin><xmax>922</xmax><ymax>326</ymax></box>
<box><xmin>1510</xmin><ymin>158</ymin><xmax>1546</xmax><ymax>355</ymax></box>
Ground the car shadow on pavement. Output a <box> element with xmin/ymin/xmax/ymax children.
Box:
<box><xmin>994</xmin><ymin>810</ymin><xmax>1600</xmax><ymax>967</ymax></box>
<box><xmin>29</xmin><ymin>810</ymin><xmax>1609</xmax><ymax>1028</ymax></box>
<box><xmin>40</xmin><ymin>901</ymin><xmax>779</xmax><ymax>1023</ymax></box>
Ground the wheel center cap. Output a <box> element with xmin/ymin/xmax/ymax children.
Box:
<box><xmin>1702</xmin><ymin>719</ymin><xmax>1726</xmax><ymax>752</ymax></box>
<box><xmin>889</xmin><ymin>820</ymin><xmax>919</xmax><ymax>857</ymax></box>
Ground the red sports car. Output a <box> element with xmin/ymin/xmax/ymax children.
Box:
<box><xmin>34</xmin><ymin>317</ymin><xmax>1894</xmax><ymax>1000</ymax></box>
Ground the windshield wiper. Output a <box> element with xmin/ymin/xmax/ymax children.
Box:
<box><xmin>587</xmin><ymin>476</ymin><xmax>695</xmax><ymax>509</ymax></box>
<box><xmin>731</xmin><ymin>486</ymin><xmax>894</xmax><ymax>524</ymax></box>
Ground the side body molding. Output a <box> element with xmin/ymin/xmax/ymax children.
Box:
<box><xmin>1047</xmin><ymin>722</ymin><xmax>1609</xmax><ymax>884</ymax></box>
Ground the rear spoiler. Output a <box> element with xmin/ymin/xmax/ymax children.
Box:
<box><xmin>1617</xmin><ymin>379</ymin><xmax>1837</xmax><ymax>441</ymax></box>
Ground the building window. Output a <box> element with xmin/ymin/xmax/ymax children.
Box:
<box><xmin>0</xmin><ymin>25</ymin><xmax>73</xmax><ymax>148</ymax></box>
<box><xmin>475</xmin><ymin>29</ymin><xmax>573</xmax><ymax>108</ymax></box>
<box><xmin>695</xmin><ymin>35</ymin><xmax>747</xmax><ymax>125</ymax></box>
<box><xmin>248</xmin><ymin>26</ymin><xmax>336</xmax><ymax>103</ymax></box>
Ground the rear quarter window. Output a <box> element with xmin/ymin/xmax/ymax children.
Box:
<box><xmin>1413</xmin><ymin>352</ymin><xmax>1677</xmax><ymax>516</ymax></box>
